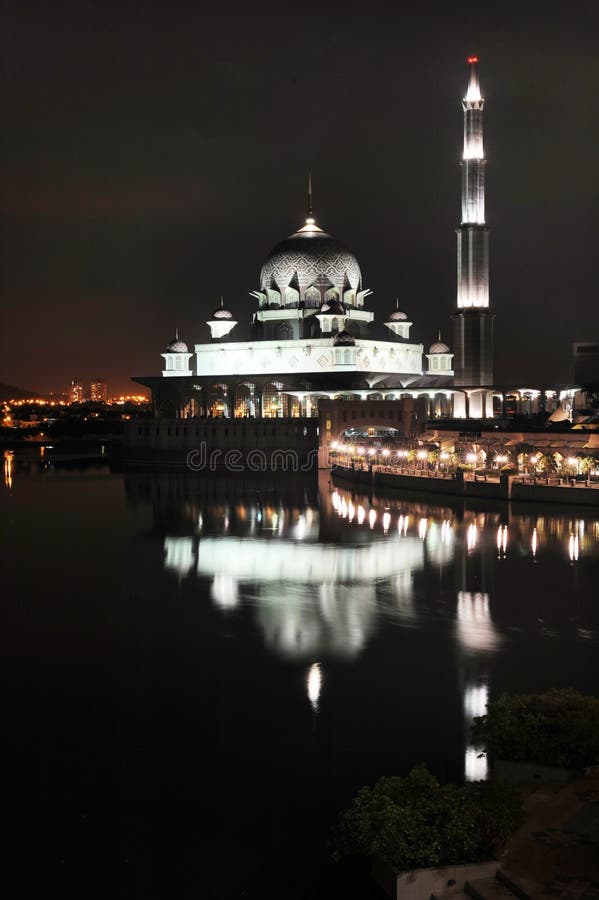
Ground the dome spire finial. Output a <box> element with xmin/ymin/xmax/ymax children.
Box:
<box><xmin>307</xmin><ymin>172</ymin><xmax>313</xmax><ymax>218</ymax></box>
<box><xmin>175</xmin><ymin>326</ymin><xmax>179</xmax><ymax>340</ymax></box>
<box><xmin>438</xmin><ymin>328</ymin><xmax>442</xmax><ymax>341</ymax></box>
<box><xmin>220</xmin><ymin>295</ymin><xmax>224</xmax><ymax>308</ymax></box>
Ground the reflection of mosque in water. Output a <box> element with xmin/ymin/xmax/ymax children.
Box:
<box><xmin>126</xmin><ymin>473</ymin><xmax>597</xmax><ymax>779</ymax></box>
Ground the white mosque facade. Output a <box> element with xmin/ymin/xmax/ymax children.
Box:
<box><xmin>133</xmin><ymin>60</ymin><xmax>572</xmax><ymax>423</ymax></box>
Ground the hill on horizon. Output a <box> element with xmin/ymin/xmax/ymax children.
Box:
<box><xmin>0</xmin><ymin>382</ymin><xmax>44</xmax><ymax>401</ymax></box>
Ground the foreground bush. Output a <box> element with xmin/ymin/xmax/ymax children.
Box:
<box><xmin>471</xmin><ymin>688</ymin><xmax>599</xmax><ymax>770</ymax></box>
<box><xmin>331</xmin><ymin>764</ymin><xmax>522</xmax><ymax>870</ymax></box>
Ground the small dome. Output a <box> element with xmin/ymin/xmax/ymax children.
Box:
<box><xmin>387</xmin><ymin>309</ymin><xmax>408</xmax><ymax>321</ymax></box>
<box><xmin>211</xmin><ymin>306</ymin><xmax>234</xmax><ymax>320</ymax></box>
<box><xmin>429</xmin><ymin>341</ymin><xmax>450</xmax><ymax>354</ymax></box>
<box><xmin>333</xmin><ymin>330</ymin><xmax>356</xmax><ymax>346</ymax></box>
<box><xmin>166</xmin><ymin>338</ymin><xmax>188</xmax><ymax>353</ymax></box>
<box><xmin>320</xmin><ymin>299</ymin><xmax>346</xmax><ymax>315</ymax></box>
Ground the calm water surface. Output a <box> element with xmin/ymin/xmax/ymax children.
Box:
<box><xmin>2</xmin><ymin>450</ymin><xmax>598</xmax><ymax>898</ymax></box>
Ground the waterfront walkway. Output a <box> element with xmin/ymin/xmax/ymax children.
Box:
<box><xmin>502</xmin><ymin>773</ymin><xmax>599</xmax><ymax>899</ymax></box>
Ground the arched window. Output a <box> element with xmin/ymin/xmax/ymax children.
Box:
<box><xmin>208</xmin><ymin>383</ymin><xmax>229</xmax><ymax>417</ymax></box>
<box><xmin>235</xmin><ymin>382</ymin><xmax>257</xmax><ymax>417</ymax></box>
<box><xmin>284</xmin><ymin>287</ymin><xmax>299</xmax><ymax>307</ymax></box>
<box><xmin>263</xmin><ymin>382</ymin><xmax>290</xmax><ymax>418</ymax></box>
<box><xmin>277</xmin><ymin>322</ymin><xmax>291</xmax><ymax>340</ymax></box>
<box><xmin>304</xmin><ymin>286</ymin><xmax>320</xmax><ymax>308</ymax></box>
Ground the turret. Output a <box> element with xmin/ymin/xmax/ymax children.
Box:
<box><xmin>453</xmin><ymin>57</ymin><xmax>494</xmax><ymax>387</ymax></box>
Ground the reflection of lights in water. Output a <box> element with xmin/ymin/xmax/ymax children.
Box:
<box><xmin>456</xmin><ymin>592</ymin><xmax>499</xmax><ymax>653</ymax></box>
<box><xmin>164</xmin><ymin>537</ymin><xmax>195</xmax><ymax>576</ymax></box>
<box><xmin>224</xmin><ymin>515</ymin><xmax>229</xmax><ymax>532</ymax></box>
<box><xmin>465</xmin><ymin>745</ymin><xmax>488</xmax><ymax>781</ymax></box>
<box><xmin>369</xmin><ymin>509</ymin><xmax>376</xmax><ymax>530</ymax></box>
<box><xmin>441</xmin><ymin>520</ymin><xmax>452</xmax><ymax>544</ymax></box>
<box><xmin>340</xmin><ymin>497</ymin><xmax>348</xmax><ymax>518</ymax></box>
<box><xmin>467</xmin><ymin>523</ymin><xmax>477</xmax><ymax>551</ymax></box>
<box><xmin>348</xmin><ymin>502</ymin><xmax>355</xmax><ymax>523</ymax></box>
<box><xmin>256</xmin><ymin>582</ymin><xmax>379</xmax><ymax>658</ymax></box>
<box><xmin>569</xmin><ymin>533</ymin><xmax>579</xmax><ymax>562</ymax></box>
<box><xmin>464</xmin><ymin>681</ymin><xmax>489</xmax><ymax>781</ymax></box>
<box><xmin>419</xmin><ymin>517</ymin><xmax>428</xmax><ymax>540</ymax></box>
<box><xmin>211</xmin><ymin>574</ymin><xmax>239</xmax><ymax>609</ymax></box>
<box><xmin>198</xmin><ymin>513</ymin><xmax>203</xmax><ymax>532</ymax></box>
<box><xmin>307</xmin><ymin>662</ymin><xmax>322</xmax><ymax>710</ymax></box>
<box><xmin>463</xmin><ymin>683</ymin><xmax>488</xmax><ymax>719</ymax></box>
<box><xmin>357</xmin><ymin>505</ymin><xmax>365</xmax><ymax>526</ymax></box>
<box><xmin>197</xmin><ymin>536</ymin><xmax>426</xmax><ymax>584</ymax></box>
<box><xmin>578</xmin><ymin>520</ymin><xmax>585</xmax><ymax>538</ymax></box>
<box><xmin>531</xmin><ymin>528</ymin><xmax>537</xmax><ymax>557</ymax></box>
<box><xmin>295</xmin><ymin>515</ymin><xmax>306</xmax><ymax>541</ymax></box>
<box><xmin>4</xmin><ymin>450</ymin><xmax>13</xmax><ymax>489</ymax></box>
<box><xmin>496</xmin><ymin>525</ymin><xmax>508</xmax><ymax>555</ymax></box>
<box><xmin>382</xmin><ymin>511</ymin><xmax>391</xmax><ymax>533</ymax></box>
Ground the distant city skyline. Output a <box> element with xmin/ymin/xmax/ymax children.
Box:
<box><xmin>1</xmin><ymin>1</ymin><xmax>598</xmax><ymax>394</ymax></box>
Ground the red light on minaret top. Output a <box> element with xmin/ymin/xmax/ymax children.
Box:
<box><xmin>467</xmin><ymin>56</ymin><xmax>479</xmax><ymax>64</ymax></box>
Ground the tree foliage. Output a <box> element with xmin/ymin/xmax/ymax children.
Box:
<box><xmin>331</xmin><ymin>764</ymin><xmax>522</xmax><ymax>870</ymax></box>
<box><xmin>471</xmin><ymin>689</ymin><xmax>599</xmax><ymax>769</ymax></box>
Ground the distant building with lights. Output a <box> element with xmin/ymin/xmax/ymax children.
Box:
<box><xmin>132</xmin><ymin>60</ymin><xmax>577</xmax><ymax>424</ymax></box>
<box><xmin>68</xmin><ymin>378</ymin><xmax>85</xmax><ymax>404</ymax></box>
<box><xmin>90</xmin><ymin>379</ymin><xmax>108</xmax><ymax>403</ymax></box>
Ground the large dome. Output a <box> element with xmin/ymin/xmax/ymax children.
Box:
<box><xmin>260</xmin><ymin>217</ymin><xmax>361</xmax><ymax>294</ymax></box>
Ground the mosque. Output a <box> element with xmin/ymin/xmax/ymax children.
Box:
<box><xmin>133</xmin><ymin>59</ymin><xmax>568</xmax><ymax>423</ymax></box>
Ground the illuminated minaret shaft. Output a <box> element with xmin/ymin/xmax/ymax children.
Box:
<box><xmin>453</xmin><ymin>57</ymin><xmax>494</xmax><ymax>387</ymax></box>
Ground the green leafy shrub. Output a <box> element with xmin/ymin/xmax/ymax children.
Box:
<box><xmin>471</xmin><ymin>688</ymin><xmax>599</xmax><ymax>769</ymax></box>
<box><xmin>331</xmin><ymin>764</ymin><xmax>522</xmax><ymax>870</ymax></box>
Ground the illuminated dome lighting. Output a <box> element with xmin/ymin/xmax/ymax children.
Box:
<box><xmin>429</xmin><ymin>340</ymin><xmax>450</xmax><ymax>354</ymax></box>
<box><xmin>333</xmin><ymin>330</ymin><xmax>356</xmax><ymax>346</ymax></box>
<box><xmin>211</xmin><ymin>307</ymin><xmax>234</xmax><ymax>320</ymax></box>
<box><xmin>166</xmin><ymin>338</ymin><xmax>189</xmax><ymax>353</ymax></box>
<box><xmin>260</xmin><ymin>219</ymin><xmax>361</xmax><ymax>294</ymax></box>
<box><xmin>387</xmin><ymin>309</ymin><xmax>408</xmax><ymax>321</ymax></box>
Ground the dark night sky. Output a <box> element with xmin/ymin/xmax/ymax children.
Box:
<box><xmin>1</xmin><ymin>0</ymin><xmax>598</xmax><ymax>394</ymax></box>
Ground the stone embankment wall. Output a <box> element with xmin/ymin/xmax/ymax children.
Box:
<box><xmin>333</xmin><ymin>466</ymin><xmax>599</xmax><ymax>506</ymax></box>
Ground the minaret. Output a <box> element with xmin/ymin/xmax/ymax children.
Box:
<box><xmin>452</xmin><ymin>57</ymin><xmax>494</xmax><ymax>386</ymax></box>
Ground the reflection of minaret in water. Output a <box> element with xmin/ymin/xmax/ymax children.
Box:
<box><xmin>455</xmin><ymin>517</ymin><xmax>500</xmax><ymax>780</ymax></box>
<box><xmin>453</xmin><ymin>57</ymin><xmax>494</xmax><ymax>388</ymax></box>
